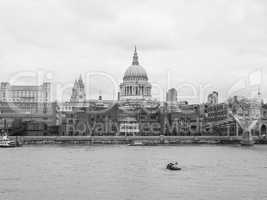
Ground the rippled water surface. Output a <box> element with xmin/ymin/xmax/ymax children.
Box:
<box><xmin>1</xmin><ymin>145</ymin><xmax>267</xmax><ymax>200</ymax></box>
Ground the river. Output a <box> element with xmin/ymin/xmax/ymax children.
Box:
<box><xmin>1</xmin><ymin>145</ymin><xmax>267</xmax><ymax>200</ymax></box>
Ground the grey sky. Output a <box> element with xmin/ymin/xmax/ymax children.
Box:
<box><xmin>0</xmin><ymin>0</ymin><xmax>267</xmax><ymax>103</ymax></box>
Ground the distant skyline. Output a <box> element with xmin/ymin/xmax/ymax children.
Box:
<box><xmin>0</xmin><ymin>0</ymin><xmax>266</xmax><ymax>103</ymax></box>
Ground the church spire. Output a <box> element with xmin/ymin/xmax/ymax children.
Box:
<box><xmin>132</xmin><ymin>46</ymin><xmax>139</xmax><ymax>65</ymax></box>
<box><xmin>78</xmin><ymin>74</ymin><xmax>84</xmax><ymax>88</ymax></box>
<box><xmin>74</xmin><ymin>79</ymin><xmax>78</xmax><ymax>88</ymax></box>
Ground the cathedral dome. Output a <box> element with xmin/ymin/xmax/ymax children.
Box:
<box><xmin>123</xmin><ymin>47</ymin><xmax>148</xmax><ymax>81</ymax></box>
<box><xmin>119</xmin><ymin>47</ymin><xmax>152</xmax><ymax>100</ymax></box>
<box><xmin>123</xmin><ymin>65</ymin><xmax>148</xmax><ymax>81</ymax></box>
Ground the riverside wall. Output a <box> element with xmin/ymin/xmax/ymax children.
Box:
<box><xmin>9</xmin><ymin>135</ymin><xmax>262</xmax><ymax>145</ymax></box>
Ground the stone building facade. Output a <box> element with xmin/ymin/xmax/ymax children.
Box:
<box><xmin>70</xmin><ymin>75</ymin><xmax>86</xmax><ymax>103</ymax></box>
<box><xmin>0</xmin><ymin>82</ymin><xmax>51</xmax><ymax>114</ymax></box>
<box><xmin>0</xmin><ymin>82</ymin><xmax>58</xmax><ymax>134</ymax></box>
<box><xmin>166</xmin><ymin>88</ymin><xmax>179</xmax><ymax>112</ymax></box>
<box><xmin>207</xmin><ymin>91</ymin><xmax>218</xmax><ymax>105</ymax></box>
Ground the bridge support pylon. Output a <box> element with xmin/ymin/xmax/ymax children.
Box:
<box><xmin>240</xmin><ymin>130</ymin><xmax>255</xmax><ymax>146</ymax></box>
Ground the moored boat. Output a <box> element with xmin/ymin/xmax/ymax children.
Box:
<box><xmin>0</xmin><ymin>135</ymin><xmax>16</xmax><ymax>148</ymax></box>
<box><xmin>0</xmin><ymin>119</ymin><xmax>18</xmax><ymax>147</ymax></box>
<box><xmin>128</xmin><ymin>140</ymin><xmax>144</xmax><ymax>146</ymax></box>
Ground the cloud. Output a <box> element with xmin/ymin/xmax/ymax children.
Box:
<box><xmin>0</xmin><ymin>0</ymin><xmax>267</xmax><ymax>102</ymax></box>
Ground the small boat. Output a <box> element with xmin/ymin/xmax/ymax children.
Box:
<box><xmin>166</xmin><ymin>162</ymin><xmax>181</xmax><ymax>171</ymax></box>
<box><xmin>0</xmin><ymin>135</ymin><xmax>16</xmax><ymax>148</ymax></box>
<box><xmin>0</xmin><ymin>120</ymin><xmax>18</xmax><ymax>148</ymax></box>
<box><xmin>128</xmin><ymin>141</ymin><xmax>144</xmax><ymax>146</ymax></box>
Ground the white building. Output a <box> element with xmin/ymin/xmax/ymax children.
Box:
<box><xmin>0</xmin><ymin>82</ymin><xmax>51</xmax><ymax>103</ymax></box>
<box><xmin>0</xmin><ymin>82</ymin><xmax>52</xmax><ymax>114</ymax></box>
<box><xmin>0</xmin><ymin>82</ymin><xmax>58</xmax><ymax>127</ymax></box>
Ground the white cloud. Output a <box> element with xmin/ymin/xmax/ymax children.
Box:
<box><xmin>0</xmin><ymin>0</ymin><xmax>267</xmax><ymax>102</ymax></box>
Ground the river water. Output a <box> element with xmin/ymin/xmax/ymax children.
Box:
<box><xmin>0</xmin><ymin>145</ymin><xmax>267</xmax><ymax>200</ymax></box>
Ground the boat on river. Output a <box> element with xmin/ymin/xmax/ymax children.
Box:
<box><xmin>166</xmin><ymin>162</ymin><xmax>181</xmax><ymax>171</ymax></box>
<box><xmin>0</xmin><ymin>135</ymin><xmax>16</xmax><ymax>148</ymax></box>
<box><xmin>0</xmin><ymin>119</ymin><xmax>19</xmax><ymax>147</ymax></box>
<box><xmin>128</xmin><ymin>140</ymin><xmax>144</xmax><ymax>146</ymax></box>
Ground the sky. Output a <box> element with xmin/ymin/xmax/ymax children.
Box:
<box><xmin>0</xmin><ymin>0</ymin><xmax>267</xmax><ymax>103</ymax></box>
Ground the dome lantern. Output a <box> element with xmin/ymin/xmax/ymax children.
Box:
<box><xmin>132</xmin><ymin>46</ymin><xmax>139</xmax><ymax>65</ymax></box>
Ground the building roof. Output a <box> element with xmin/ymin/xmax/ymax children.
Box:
<box><xmin>9</xmin><ymin>86</ymin><xmax>40</xmax><ymax>91</ymax></box>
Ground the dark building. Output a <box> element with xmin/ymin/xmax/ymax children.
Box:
<box><xmin>164</xmin><ymin>112</ymin><xmax>200</xmax><ymax>136</ymax></box>
<box><xmin>61</xmin><ymin>104</ymin><xmax>119</xmax><ymax>136</ymax></box>
<box><xmin>204</xmin><ymin>103</ymin><xmax>241</xmax><ymax>136</ymax></box>
<box><xmin>137</xmin><ymin>106</ymin><xmax>162</xmax><ymax>136</ymax></box>
<box><xmin>61</xmin><ymin>100</ymin><xmax>163</xmax><ymax>136</ymax></box>
<box><xmin>0</xmin><ymin>102</ymin><xmax>59</xmax><ymax>135</ymax></box>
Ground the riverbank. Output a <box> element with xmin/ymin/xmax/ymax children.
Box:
<box><xmin>8</xmin><ymin>135</ymin><xmax>267</xmax><ymax>145</ymax></box>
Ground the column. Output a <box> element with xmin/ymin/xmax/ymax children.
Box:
<box><xmin>238</xmin><ymin>122</ymin><xmax>239</xmax><ymax>136</ymax></box>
